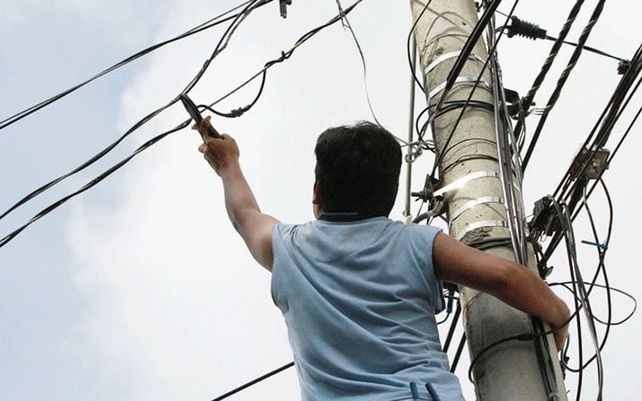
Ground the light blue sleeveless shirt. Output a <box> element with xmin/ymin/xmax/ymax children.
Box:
<box><xmin>271</xmin><ymin>217</ymin><xmax>465</xmax><ymax>401</ymax></box>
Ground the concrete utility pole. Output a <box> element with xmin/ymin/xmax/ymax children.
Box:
<box><xmin>409</xmin><ymin>1</ymin><xmax>568</xmax><ymax>400</ymax></box>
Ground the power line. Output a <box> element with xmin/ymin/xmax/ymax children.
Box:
<box><xmin>522</xmin><ymin>0</ymin><xmax>607</xmax><ymax>169</ymax></box>
<box><xmin>0</xmin><ymin>0</ymin><xmax>368</xmax><ymax>249</ymax></box>
<box><xmin>0</xmin><ymin>0</ymin><xmax>256</xmax><ymax>132</ymax></box>
<box><xmin>211</xmin><ymin>362</ymin><xmax>294</xmax><ymax>401</ymax></box>
<box><xmin>0</xmin><ymin>0</ymin><xmax>271</xmax><ymax>225</ymax></box>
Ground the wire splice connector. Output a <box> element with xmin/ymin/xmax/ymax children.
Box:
<box><xmin>279</xmin><ymin>0</ymin><xmax>292</xmax><ymax>18</ymax></box>
<box><xmin>507</xmin><ymin>16</ymin><xmax>547</xmax><ymax>40</ymax></box>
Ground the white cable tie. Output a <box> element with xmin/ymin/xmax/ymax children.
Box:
<box><xmin>433</xmin><ymin>171</ymin><xmax>499</xmax><ymax>197</ymax></box>
<box><xmin>423</xmin><ymin>51</ymin><xmax>485</xmax><ymax>76</ymax></box>
<box><xmin>428</xmin><ymin>76</ymin><xmax>491</xmax><ymax>101</ymax></box>
<box><xmin>455</xmin><ymin>220</ymin><xmax>507</xmax><ymax>241</ymax></box>
<box><xmin>450</xmin><ymin>196</ymin><xmax>503</xmax><ymax>221</ymax></box>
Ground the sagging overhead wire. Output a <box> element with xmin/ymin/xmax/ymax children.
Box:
<box><xmin>0</xmin><ymin>0</ymin><xmax>368</xmax><ymax>249</ymax></box>
<box><xmin>334</xmin><ymin>0</ymin><xmax>383</xmax><ymax>127</ymax></box>
<box><xmin>0</xmin><ymin>0</ymin><xmax>271</xmax><ymax>225</ymax></box>
<box><xmin>0</xmin><ymin>0</ymin><xmax>255</xmax><ymax>132</ymax></box>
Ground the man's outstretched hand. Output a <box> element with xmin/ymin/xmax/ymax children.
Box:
<box><xmin>194</xmin><ymin>116</ymin><xmax>239</xmax><ymax>176</ymax></box>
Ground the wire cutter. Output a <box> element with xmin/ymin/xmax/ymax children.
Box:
<box><xmin>180</xmin><ymin>94</ymin><xmax>221</xmax><ymax>139</ymax></box>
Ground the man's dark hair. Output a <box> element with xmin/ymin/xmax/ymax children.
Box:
<box><xmin>314</xmin><ymin>121</ymin><xmax>402</xmax><ymax>217</ymax></box>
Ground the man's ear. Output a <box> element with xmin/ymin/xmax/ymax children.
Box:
<box><xmin>313</xmin><ymin>182</ymin><xmax>322</xmax><ymax>206</ymax></box>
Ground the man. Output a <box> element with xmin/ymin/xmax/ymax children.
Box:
<box><xmin>196</xmin><ymin>120</ymin><xmax>570</xmax><ymax>401</ymax></box>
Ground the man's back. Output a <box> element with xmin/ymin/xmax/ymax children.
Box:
<box><xmin>271</xmin><ymin>217</ymin><xmax>465</xmax><ymax>401</ymax></box>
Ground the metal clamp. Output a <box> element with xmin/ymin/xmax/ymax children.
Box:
<box><xmin>450</xmin><ymin>196</ymin><xmax>503</xmax><ymax>221</ymax></box>
<box><xmin>455</xmin><ymin>220</ymin><xmax>507</xmax><ymax>241</ymax></box>
<box><xmin>433</xmin><ymin>171</ymin><xmax>499</xmax><ymax>197</ymax></box>
<box><xmin>428</xmin><ymin>76</ymin><xmax>491</xmax><ymax>101</ymax></box>
<box><xmin>423</xmin><ymin>51</ymin><xmax>486</xmax><ymax>76</ymax></box>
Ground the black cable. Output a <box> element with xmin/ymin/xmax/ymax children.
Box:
<box><xmin>429</xmin><ymin>0</ymin><xmax>519</xmax><ymax>180</ymax></box>
<box><xmin>0</xmin><ymin>0</ymin><xmax>255</xmax><ymax>132</ymax></box>
<box><xmin>562</xmin><ymin>204</ymin><xmax>604</xmax><ymax>401</ymax></box>
<box><xmin>0</xmin><ymin>0</ymin><xmax>367</xmax><ymax>249</ymax></box>
<box><xmin>407</xmin><ymin>0</ymin><xmax>435</xmax><ymax>93</ymax></box>
<box><xmin>0</xmin><ymin>0</ymin><xmax>269</xmax><ymax>224</ymax></box>
<box><xmin>537</xmin><ymin>46</ymin><xmax>642</xmax><ymax>265</ymax></box>
<box><xmin>434</xmin><ymin>0</ymin><xmax>504</xmax><ymax>113</ymax></box>
<box><xmin>517</xmin><ymin>0</ymin><xmax>586</xmax><ymax>120</ymax></box>
<box><xmin>545</xmin><ymin>35</ymin><xmax>625</xmax><ymax>62</ymax></box>
<box><xmin>522</xmin><ymin>0</ymin><xmax>606</xmax><ymax>170</ymax></box>
<box><xmin>211</xmin><ymin>361</ymin><xmax>294</xmax><ymax>401</ymax></box>
<box><xmin>0</xmin><ymin>122</ymin><xmax>188</xmax><ymax>249</ymax></box>
<box><xmin>450</xmin><ymin>333</ymin><xmax>466</xmax><ymax>374</ymax></box>
<box><xmin>199</xmin><ymin>67</ymin><xmax>268</xmax><ymax>118</ymax></box>
<box><xmin>550</xmin><ymin>282</ymin><xmax>637</xmax><ymax>327</ymax></box>
<box><xmin>334</xmin><ymin>0</ymin><xmax>382</xmax><ymax>126</ymax></box>
<box><xmin>442</xmin><ymin>302</ymin><xmax>462</xmax><ymax>351</ymax></box>
<box><xmin>501</xmin><ymin>13</ymin><xmax>625</xmax><ymax>62</ymax></box>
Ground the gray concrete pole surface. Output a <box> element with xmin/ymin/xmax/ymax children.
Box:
<box><xmin>408</xmin><ymin>1</ymin><xmax>568</xmax><ymax>400</ymax></box>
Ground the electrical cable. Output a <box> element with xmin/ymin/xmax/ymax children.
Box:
<box><xmin>550</xmin><ymin>282</ymin><xmax>637</xmax><ymax>327</ymax></box>
<box><xmin>429</xmin><ymin>0</ymin><xmax>518</xmax><ymax>180</ymax></box>
<box><xmin>407</xmin><ymin>0</ymin><xmax>435</xmax><ymax>93</ymax></box>
<box><xmin>0</xmin><ymin>0</ymin><xmax>270</xmax><ymax>224</ymax></box>
<box><xmin>561</xmin><ymin>203</ymin><xmax>604</xmax><ymax>401</ymax></box>
<box><xmin>211</xmin><ymin>361</ymin><xmax>294</xmax><ymax>401</ymax></box>
<box><xmin>499</xmin><ymin>12</ymin><xmax>625</xmax><ymax>62</ymax></box>
<box><xmin>545</xmin><ymin>35</ymin><xmax>625</xmax><ymax>62</ymax></box>
<box><xmin>0</xmin><ymin>0</ymin><xmax>368</xmax><ymax>249</ymax></box>
<box><xmin>0</xmin><ymin>0</ymin><xmax>256</xmax><ymax>132</ymax></box>
<box><xmin>536</xmin><ymin>45</ymin><xmax>642</xmax><ymax>265</ymax></box>
<box><xmin>433</xmin><ymin>0</ymin><xmax>503</xmax><ymax>113</ymax></box>
<box><xmin>450</xmin><ymin>333</ymin><xmax>467</xmax><ymax>373</ymax></box>
<box><xmin>513</xmin><ymin>0</ymin><xmax>586</xmax><ymax>142</ymax></box>
<box><xmin>334</xmin><ymin>0</ymin><xmax>383</xmax><ymax>126</ymax></box>
<box><xmin>522</xmin><ymin>0</ymin><xmax>606</xmax><ymax>170</ymax></box>
<box><xmin>0</xmin><ymin>121</ymin><xmax>188</xmax><ymax>249</ymax></box>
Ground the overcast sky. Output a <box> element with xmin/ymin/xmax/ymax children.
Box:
<box><xmin>0</xmin><ymin>1</ymin><xmax>640</xmax><ymax>401</ymax></box>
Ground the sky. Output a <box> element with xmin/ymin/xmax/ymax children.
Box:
<box><xmin>0</xmin><ymin>1</ymin><xmax>640</xmax><ymax>401</ymax></box>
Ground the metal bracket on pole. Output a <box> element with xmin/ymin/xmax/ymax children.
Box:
<box><xmin>455</xmin><ymin>219</ymin><xmax>507</xmax><ymax>241</ymax></box>
<box><xmin>450</xmin><ymin>196</ymin><xmax>503</xmax><ymax>221</ymax></box>
<box><xmin>433</xmin><ymin>170</ymin><xmax>499</xmax><ymax>197</ymax></box>
<box><xmin>428</xmin><ymin>76</ymin><xmax>492</xmax><ymax>102</ymax></box>
<box><xmin>423</xmin><ymin>51</ymin><xmax>486</xmax><ymax>77</ymax></box>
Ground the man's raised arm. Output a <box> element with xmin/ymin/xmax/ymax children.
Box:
<box><xmin>195</xmin><ymin>117</ymin><xmax>279</xmax><ymax>271</ymax></box>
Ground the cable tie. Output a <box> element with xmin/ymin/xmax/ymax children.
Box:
<box><xmin>580</xmin><ymin>240</ymin><xmax>608</xmax><ymax>251</ymax></box>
